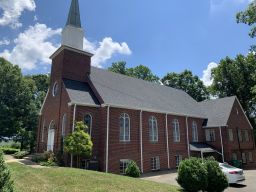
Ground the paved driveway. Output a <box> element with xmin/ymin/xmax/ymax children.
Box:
<box><xmin>141</xmin><ymin>170</ymin><xmax>256</xmax><ymax>192</ymax></box>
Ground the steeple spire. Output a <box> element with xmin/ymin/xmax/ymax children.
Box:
<box><xmin>61</xmin><ymin>0</ymin><xmax>84</xmax><ymax>50</ymax></box>
<box><xmin>66</xmin><ymin>0</ymin><xmax>81</xmax><ymax>28</ymax></box>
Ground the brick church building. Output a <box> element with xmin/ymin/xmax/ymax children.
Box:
<box><xmin>36</xmin><ymin>0</ymin><xmax>256</xmax><ymax>174</ymax></box>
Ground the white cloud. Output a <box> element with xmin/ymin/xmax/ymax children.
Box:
<box><xmin>0</xmin><ymin>38</ymin><xmax>10</xmax><ymax>46</ymax></box>
<box><xmin>0</xmin><ymin>0</ymin><xmax>36</xmax><ymax>28</ymax></box>
<box><xmin>0</xmin><ymin>22</ymin><xmax>131</xmax><ymax>70</ymax></box>
<box><xmin>210</xmin><ymin>0</ymin><xmax>253</xmax><ymax>13</ymax></box>
<box><xmin>0</xmin><ymin>23</ymin><xmax>61</xmax><ymax>70</ymax></box>
<box><xmin>201</xmin><ymin>62</ymin><xmax>218</xmax><ymax>86</ymax></box>
<box><xmin>83</xmin><ymin>37</ymin><xmax>132</xmax><ymax>67</ymax></box>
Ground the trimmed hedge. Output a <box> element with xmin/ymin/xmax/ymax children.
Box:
<box><xmin>0</xmin><ymin>148</ymin><xmax>19</xmax><ymax>155</ymax></box>
<box><xmin>205</xmin><ymin>157</ymin><xmax>228</xmax><ymax>192</ymax></box>
<box><xmin>177</xmin><ymin>157</ymin><xmax>208</xmax><ymax>192</ymax></box>
<box><xmin>177</xmin><ymin>157</ymin><xmax>228</xmax><ymax>192</ymax></box>
<box><xmin>0</xmin><ymin>150</ymin><xmax>14</xmax><ymax>192</ymax></box>
<box><xmin>13</xmin><ymin>151</ymin><xmax>29</xmax><ymax>159</ymax></box>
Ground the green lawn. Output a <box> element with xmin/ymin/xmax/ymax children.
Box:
<box><xmin>8</xmin><ymin>163</ymin><xmax>179</xmax><ymax>192</ymax></box>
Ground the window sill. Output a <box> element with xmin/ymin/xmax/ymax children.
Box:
<box><xmin>119</xmin><ymin>140</ymin><xmax>130</xmax><ymax>143</ymax></box>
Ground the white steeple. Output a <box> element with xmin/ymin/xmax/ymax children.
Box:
<box><xmin>61</xmin><ymin>0</ymin><xmax>84</xmax><ymax>50</ymax></box>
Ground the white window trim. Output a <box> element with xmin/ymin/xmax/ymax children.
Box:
<box><xmin>47</xmin><ymin>120</ymin><xmax>55</xmax><ymax>151</ymax></box>
<box><xmin>242</xmin><ymin>152</ymin><xmax>247</xmax><ymax>164</ymax></box>
<box><xmin>172</xmin><ymin>119</ymin><xmax>180</xmax><ymax>142</ymax></box>
<box><xmin>149</xmin><ymin>116</ymin><xmax>158</xmax><ymax>142</ymax></box>
<box><xmin>228</xmin><ymin>129</ymin><xmax>234</xmax><ymax>142</ymax></box>
<box><xmin>232</xmin><ymin>153</ymin><xmax>238</xmax><ymax>161</ymax></box>
<box><xmin>52</xmin><ymin>81</ymin><xmax>58</xmax><ymax>97</ymax></box>
<box><xmin>61</xmin><ymin>114</ymin><xmax>67</xmax><ymax>137</ymax></box>
<box><xmin>119</xmin><ymin>113</ymin><xmax>130</xmax><ymax>142</ymax></box>
<box><xmin>248</xmin><ymin>152</ymin><xmax>253</xmax><ymax>162</ymax></box>
<box><xmin>244</xmin><ymin>130</ymin><xmax>249</xmax><ymax>142</ymax></box>
<box><xmin>84</xmin><ymin>114</ymin><xmax>92</xmax><ymax>136</ymax></box>
<box><xmin>120</xmin><ymin>159</ymin><xmax>130</xmax><ymax>174</ymax></box>
<box><xmin>175</xmin><ymin>155</ymin><xmax>182</xmax><ymax>167</ymax></box>
<box><xmin>192</xmin><ymin>121</ymin><xmax>198</xmax><ymax>142</ymax></box>
<box><xmin>41</xmin><ymin>119</ymin><xmax>45</xmax><ymax>142</ymax></box>
<box><xmin>205</xmin><ymin>129</ymin><xmax>215</xmax><ymax>142</ymax></box>
<box><xmin>151</xmin><ymin>156</ymin><xmax>160</xmax><ymax>171</ymax></box>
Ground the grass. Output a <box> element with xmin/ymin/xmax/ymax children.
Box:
<box><xmin>8</xmin><ymin>163</ymin><xmax>179</xmax><ymax>192</ymax></box>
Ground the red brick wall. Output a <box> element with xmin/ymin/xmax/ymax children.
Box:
<box><xmin>37</xmin><ymin>81</ymin><xmax>71</xmax><ymax>153</ymax></box>
<box><xmin>168</xmin><ymin>115</ymin><xmax>189</xmax><ymax>168</ymax></box>
<box><xmin>141</xmin><ymin>111</ymin><xmax>168</xmax><ymax>172</ymax></box>
<box><xmin>224</xmin><ymin>99</ymin><xmax>256</xmax><ymax>166</ymax></box>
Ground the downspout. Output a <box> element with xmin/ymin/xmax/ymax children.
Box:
<box><xmin>140</xmin><ymin>110</ymin><xmax>143</xmax><ymax>173</ymax></box>
<box><xmin>165</xmin><ymin>113</ymin><xmax>170</xmax><ymax>169</ymax></box>
<box><xmin>70</xmin><ymin>104</ymin><xmax>77</xmax><ymax>168</ymax></box>
<box><xmin>186</xmin><ymin>116</ymin><xmax>190</xmax><ymax>157</ymax></box>
<box><xmin>105</xmin><ymin>105</ymin><xmax>110</xmax><ymax>173</ymax></box>
<box><xmin>219</xmin><ymin>126</ymin><xmax>224</xmax><ymax>162</ymax></box>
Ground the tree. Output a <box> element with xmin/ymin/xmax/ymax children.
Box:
<box><xmin>0</xmin><ymin>58</ymin><xmax>28</xmax><ymax>140</ymax></box>
<box><xmin>237</xmin><ymin>0</ymin><xmax>256</xmax><ymax>38</ymax></box>
<box><xmin>210</xmin><ymin>53</ymin><xmax>256</xmax><ymax>128</ymax></box>
<box><xmin>64</xmin><ymin>121</ymin><xmax>93</xmax><ymax>168</ymax></box>
<box><xmin>108</xmin><ymin>61</ymin><xmax>127</xmax><ymax>75</ymax></box>
<box><xmin>237</xmin><ymin>0</ymin><xmax>256</xmax><ymax>51</ymax></box>
<box><xmin>108</xmin><ymin>61</ymin><xmax>159</xmax><ymax>82</ymax></box>
<box><xmin>127</xmin><ymin>65</ymin><xmax>159</xmax><ymax>82</ymax></box>
<box><xmin>0</xmin><ymin>150</ymin><xmax>14</xmax><ymax>192</ymax></box>
<box><xmin>162</xmin><ymin>70</ymin><xmax>209</xmax><ymax>102</ymax></box>
<box><xmin>25</xmin><ymin>74</ymin><xmax>50</xmax><ymax>109</ymax></box>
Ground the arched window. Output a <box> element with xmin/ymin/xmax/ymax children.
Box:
<box><xmin>62</xmin><ymin>114</ymin><xmax>67</xmax><ymax>137</ymax></box>
<box><xmin>172</xmin><ymin>119</ymin><xmax>180</xmax><ymax>142</ymax></box>
<box><xmin>192</xmin><ymin>121</ymin><xmax>198</xmax><ymax>142</ymax></box>
<box><xmin>52</xmin><ymin>81</ymin><xmax>58</xmax><ymax>97</ymax></box>
<box><xmin>47</xmin><ymin>120</ymin><xmax>55</xmax><ymax>151</ymax></box>
<box><xmin>41</xmin><ymin>119</ymin><xmax>45</xmax><ymax>142</ymax></box>
<box><xmin>149</xmin><ymin>116</ymin><xmax>158</xmax><ymax>142</ymax></box>
<box><xmin>119</xmin><ymin>113</ymin><xmax>130</xmax><ymax>142</ymax></box>
<box><xmin>84</xmin><ymin>114</ymin><xmax>92</xmax><ymax>135</ymax></box>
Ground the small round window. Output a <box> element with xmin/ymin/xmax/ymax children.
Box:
<box><xmin>52</xmin><ymin>82</ymin><xmax>59</xmax><ymax>97</ymax></box>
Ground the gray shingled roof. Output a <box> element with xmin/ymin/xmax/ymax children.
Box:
<box><xmin>89</xmin><ymin>67</ymin><xmax>206</xmax><ymax>118</ymax></box>
<box><xmin>199</xmin><ymin>96</ymin><xmax>236</xmax><ymax>127</ymax></box>
<box><xmin>63</xmin><ymin>67</ymin><xmax>238</xmax><ymax>124</ymax></box>
<box><xmin>63</xmin><ymin>79</ymin><xmax>100</xmax><ymax>105</ymax></box>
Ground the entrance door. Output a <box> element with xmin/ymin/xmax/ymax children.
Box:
<box><xmin>47</xmin><ymin>121</ymin><xmax>55</xmax><ymax>151</ymax></box>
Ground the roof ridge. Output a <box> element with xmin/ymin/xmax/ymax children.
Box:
<box><xmin>91</xmin><ymin>66</ymin><xmax>191</xmax><ymax>95</ymax></box>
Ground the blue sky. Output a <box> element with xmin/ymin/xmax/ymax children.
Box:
<box><xmin>0</xmin><ymin>0</ymin><xmax>254</xmax><ymax>85</ymax></box>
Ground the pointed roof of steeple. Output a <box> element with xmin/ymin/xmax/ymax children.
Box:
<box><xmin>66</xmin><ymin>0</ymin><xmax>81</xmax><ymax>28</ymax></box>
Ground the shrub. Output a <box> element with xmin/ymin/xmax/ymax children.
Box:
<box><xmin>10</xmin><ymin>142</ymin><xmax>21</xmax><ymax>149</ymax></box>
<box><xmin>13</xmin><ymin>151</ymin><xmax>29</xmax><ymax>159</ymax></box>
<box><xmin>32</xmin><ymin>151</ymin><xmax>58</xmax><ymax>167</ymax></box>
<box><xmin>177</xmin><ymin>157</ymin><xmax>208</xmax><ymax>192</ymax></box>
<box><xmin>31</xmin><ymin>153</ymin><xmax>47</xmax><ymax>163</ymax></box>
<box><xmin>205</xmin><ymin>157</ymin><xmax>228</xmax><ymax>192</ymax></box>
<box><xmin>40</xmin><ymin>161</ymin><xmax>58</xmax><ymax>167</ymax></box>
<box><xmin>125</xmin><ymin>161</ymin><xmax>141</xmax><ymax>178</ymax></box>
<box><xmin>0</xmin><ymin>148</ymin><xmax>19</xmax><ymax>155</ymax></box>
<box><xmin>0</xmin><ymin>150</ymin><xmax>14</xmax><ymax>192</ymax></box>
